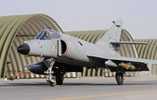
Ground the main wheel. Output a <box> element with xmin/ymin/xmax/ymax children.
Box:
<box><xmin>56</xmin><ymin>72</ymin><xmax>64</xmax><ymax>85</ymax></box>
<box><xmin>115</xmin><ymin>72</ymin><xmax>124</xmax><ymax>85</ymax></box>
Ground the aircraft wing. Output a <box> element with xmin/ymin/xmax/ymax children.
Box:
<box><xmin>87</xmin><ymin>53</ymin><xmax>157</xmax><ymax>71</ymax></box>
<box><xmin>108</xmin><ymin>55</ymin><xmax>157</xmax><ymax>64</ymax></box>
<box><xmin>87</xmin><ymin>53</ymin><xmax>157</xmax><ymax>64</ymax></box>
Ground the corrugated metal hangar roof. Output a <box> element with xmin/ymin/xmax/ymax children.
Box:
<box><xmin>135</xmin><ymin>39</ymin><xmax>157</xmax><ymax>60</ymax></box>
<box><xmin>135</xmin><ymin>39</ymin><xmax>157</xmax><ymax>75</ymax></box>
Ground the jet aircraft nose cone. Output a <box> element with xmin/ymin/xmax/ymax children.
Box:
<box><xmin>17</xmin><ymin>43</ymin><xmax>30</xmax><ymax>55</ymax></box>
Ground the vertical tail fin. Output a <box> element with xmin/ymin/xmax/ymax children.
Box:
<box><xmin>96</xmin><ymin>19</ymin><xmax>123</xmax><ymax>47</ymax></box>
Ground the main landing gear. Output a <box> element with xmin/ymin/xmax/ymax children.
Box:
<box><xmin>115</xmin><ymin>72</ymin><xmax>124</xmax><ymax>85</ymax></box>
<box><xmin>56</xmin><ymin>68</ymin><xmax>65</xmax><ymax>85</ymax></box>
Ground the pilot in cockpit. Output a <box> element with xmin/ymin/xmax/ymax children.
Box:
<box><xmin>40</xmin><ymin>32</ymin><xmax>51</xmax><ymax>40</ymax></box>
<box><xmin>35</xmin><ymin>29</ymin><xmax>61</xmax><ymax>40</ymax></box>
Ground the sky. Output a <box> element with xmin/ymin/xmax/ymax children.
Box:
<box><xmin>0</xmin><ymin>0</ymin><xmax>157</xmax><ymax>39</ymax></box>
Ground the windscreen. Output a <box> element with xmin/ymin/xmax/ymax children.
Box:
<box><xmin>49</xmin><ymin>30</ymin><xmax>61</xmax><ymax>38</ymax></box>
<box><xmin>35</xmin><ymin>31</ymin><xmax>45</xmax><ymax>39</ymax></box>
<box><xmin>35</xmin><ymin>29</ymin><xmax>61</xmax><ymax>40</ymax></box>
<box><xmin>40</xmin><ymin>32</ymin><xmax>52</xmax><ymax>40</ymax></box>
<box><xmin>35</xmin><ymin>30</ymin><xmax>52</xmax><ymax>40</ymax></box>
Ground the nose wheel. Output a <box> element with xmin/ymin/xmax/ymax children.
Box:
<box><xmin>115</xmin><ymin>72</ymin><xmax>124</xmax><ymax>85</ymax></box>
<box><xmin>47</xmin><ymin>79</ymin><xmax>56</xmax><ymax>87</ymax></box>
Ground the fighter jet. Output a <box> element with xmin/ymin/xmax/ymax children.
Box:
<box><xmin>17</xmin><ymin>19</ymin><xmax>157</xmax><ymax>86</ymax></box>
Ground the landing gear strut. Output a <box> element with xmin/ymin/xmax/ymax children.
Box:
<box><xmin>44</xmin><ymin>59</ymin><xmax>65</xmax><ymax>86</ymax></box>
<box><xmin>115</xmin><ymin>72</ymin><xmax>124</xmax><ymax>85</ymax></box>
<box><xmin>45</xmin><ymin>59</ymin><xmax>56</xmax><ymax>87</ymax></box>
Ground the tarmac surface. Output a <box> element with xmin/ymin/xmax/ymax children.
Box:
<box><xmin>0</xmin><ymin>76</ymin><xmax>157</xmax><ymax>100</ymax></box>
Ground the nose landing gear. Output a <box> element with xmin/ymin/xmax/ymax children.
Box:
<box><xmin>44</xmin><ymin>59</ymin><xmax>56</xmax><ymax>87</ymax></box>
<box><xmin>44</xmin><ymin>59</ymin><xmax>65</xmax><ymax>87</ymax></box>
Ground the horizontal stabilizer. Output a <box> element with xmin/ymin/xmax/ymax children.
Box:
<box><xmin>111</xmin><ymin>41</ymin><xmax>148</xmax><ymax>45</ymax></box>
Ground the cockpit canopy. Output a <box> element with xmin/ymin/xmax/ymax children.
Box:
<box><xmin>35</xmin><ymin>29</ymin><xmax>61</xmax><ymax>40</ymax></box>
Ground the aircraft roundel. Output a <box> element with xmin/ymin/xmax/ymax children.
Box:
<box><xmin>52</xmin><ymin>46</ymin><xmax>56</xmax><ymax>50</ymax></box>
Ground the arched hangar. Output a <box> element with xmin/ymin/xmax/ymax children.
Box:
<box><xmin>0</xmin><ymin>14</ymin><xmax>63</xmax><ymax>78</ymax></box>
<box><xmin>135</xmin><ymin>39</ymin><xmax>157</xmax><ymax>75</ymax></box>
<box><xmin>0</xmin><ymin>14</ymin><xmax>138</xmax><ymax>79</ymax></box>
